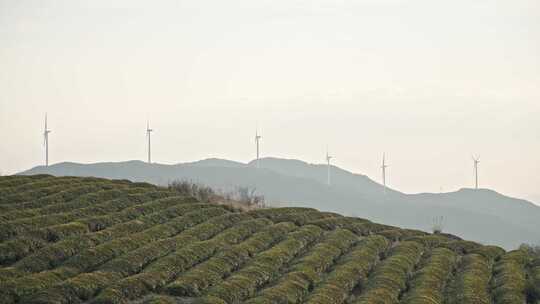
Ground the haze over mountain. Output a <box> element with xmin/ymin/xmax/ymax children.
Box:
<box><xmin>21</xmin><ymin>157</ymin><xmax>540</xmax><ymax>249</ymax></box>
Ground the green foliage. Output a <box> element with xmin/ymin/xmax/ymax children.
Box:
<box><xmin>353</xmin><ymin>241</ymin><xmax>425</xmax><ymax>304</ymax></box>
<box><xmin>245</xmin><ymin>229</ymin><xmax>358</xmax><ymax>304</ymax></box>
<box><xmin>0</xmin><ymin>175</ymin><xmax>532</xmax><ymax>304</ymax></box>
<box><xmin>91</xmin><ymin>215</ymin><xmax>265</xmax><ymax>303</ymax></box>
<box><xmin>305</xmin><ymin>235</ymin><xmax>389</xmax><ymax>304</ymax></box>
<box><xmin>446</xmin><ymin>253</ymin><xmax>492</xmax><ymax>304</ymax></box>
<box><xmin>6</xmin><ymin>206</ymin><xmax>228</xmax><ymax>300</ymax></box>
<box><xmin>201</xmin><ymin>225</ymin><xmax>324</xmax><ymax>303</ymax></box>
<box><xmin>166</xmin><ymin>222</ymin><xmax>297</xmax><ymax>297</ymax></box>
<box><xmin>525</xmin><ymin>257</ymin><xmax>540</xmax><ymax>303</ymax></box>
<box><xmin>400</xmin><ymin>247</ymin><xmax>458</xmax><ymax>304</ymax></box>
<box><xmin>490</xmin><ymin>249</ymin><xmax>530</xmax><ymax>304</ymax></box>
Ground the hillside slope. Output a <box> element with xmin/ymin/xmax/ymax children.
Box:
<box><xmin>20</xmin><ymin>158</ymin><xmax>540</xmax><ymax>249</ymax></box>
<box><xmin>0</xmin><ymin>175</ymin><xmax>539</xmax><ymax>304</ymax></box>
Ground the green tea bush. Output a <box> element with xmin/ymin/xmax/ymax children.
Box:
<box><xmin>0</xmin><ymin>185</ymin><xmax>126</xmax><ymax>221</ymax></box>
<box><xmin>305</xmin><ymin>235</ymin><xmax>390</xmax><ymax>304</ymax></box>
<box><xmin>400</xmin><ymin>247</ymin><xmax>458</xmax><ymax>304</ymax></box>
<box><xmin>470</xmin><ymin>245</ymin><xmax>505</xmax><ymax>261</ymax></box>
<box><xmin>244</xmin><ymin>228</ymin><xmax>358</xmax><ymax>304</ymax></box>
<box><xmin>0</xmin><ymin>179</ymin><xmax>88</xmax><ymax>204</ymax></box>
<box><xmin>91</xmin><ymin>215</ymin><xmax>265</xmax><ymax>304</ymax></box>
<box><xmin>6</xmin><ymin>207</ymin><xmax>230</xmax><ymax>300</ymax></box>
<box><xmin>353</xmin><ymin>241</ymin><xmax>425</xmax><ymax>304</ymax></box>
<box><xmin>0</xmin><ymin>200</ymin><xmax>212</xmax><ymax>279</ymax></box>
<box><xmin>0</xmin><ymin>190</ymin><xmax>173</xmax><ymax>241</ymax></box>
<box><xmin>490</xmin><ymin>249</ymin><xmax>530</xmax><ymax>304</ymax></box>
<box><xmin>201</xmin><ymin>225</ymin><xmax>324</xmax><ymax>304</ymax></box>
<box><xmin>307</xmin><ymin>217</ymin><xmax>372</xmax><ymax>235</ymax></box>
<box><xmin>27</xmin><ymin>217</ymin><xmax>268</xmax><ymax>304</ymax></box>
<box><xmin>439</xmin><ymin>240</ymin><xmax>482</xmax><ymax>254</ymax></box>
<box><xmin>446</xmin><ymin>253</ymin><xmax>491</xmax><ymax>304</ymax></box>
<box><xmin>0</xmin><ymin>194</ymin><xmax>187</xmax><ymax>265</ymax></box>
<box><xmin>166</xmin><ymin>222</ymin><xmax>298</xmax><ymax>297</ymax></box>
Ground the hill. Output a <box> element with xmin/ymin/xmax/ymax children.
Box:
<box><xmin>0</xmin><ymin>175</ymin><xmax>539</xmax><ymax>304</ymax></box>
<box><xmin>20</xmin><ymin>158</ymin><xmax>540</xmax><ymax>249</ymax></box>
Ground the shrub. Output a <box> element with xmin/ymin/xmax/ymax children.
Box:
<box><xmin>353</xmin><ymin>241</ymin><xmax>425</xmax><ymax>304</ymax></box>
<box><xmin>491</xmin><ymin>249</ymin><xmax>530</xmax><ymax>304</ymax></box>
<box><xmin>166</xmin><ymin>222</ymin><xmax>297</xmax><ymax>297</ymax></box>
<box><xmin>305</xmin><ymin>235</ymin><xmax>390</xmax><ymax>304</ymax></box>
<box><xmin>245</xmin><ymin>229</ymin><xmax>358</xmax><ymax>304</ymax></box>
<box><xmin>91</xmin><ymin>215</ymin><xmax>267</xmax><ymax>304</ymax></box>
<box><xmin>0</xmin><ymin>193</ymin><xmax>188</xmax><ymax>266</ymax></box>
<box><xmin>446</xmin><ymin>253</ymin><xmax>491</xmax><ymax>304</ymax></box>
<box><xmin>201</xmin><ymin>225</ymin><xmax>324</xmax><ymax>303</ymax></box>
<box><xmin>400</xmin><ymin>247</ymin><xmax>458</xmax><ymax>304</ymax></box>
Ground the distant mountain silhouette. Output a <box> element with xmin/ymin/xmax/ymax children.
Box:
<box><xmin>20</xmin><ymin>157</ymin><xmax>540</xmax><ymax>249</ymax></box>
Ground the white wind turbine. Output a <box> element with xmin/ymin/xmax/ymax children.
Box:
<box><xmin>146</xmin><ymin>121</ymin><xmax>153</xmax><ymax>164</ymax></box>
<box><xmin>381</xmin><ymin>153</ymin><xmax>388</xmax><ymax>194</ymax></box>
<box><xmin>472</xmin><ymin>155</ymin><xmax>480</xmax><ymax>189</ymax></box>
<box><xmin>255</xmin><ymin>128</ymin><xmax>262</xmax><ymax>168</ymax></box>
<box><xmin>43</xmin><ymin>114</ymin><xmax>52</xmax><ymax>167</ymax></box>
<box><xmin>326</xmin><ymin>148</ymin><xmax>333</xmax><ymax>186</ymax></box>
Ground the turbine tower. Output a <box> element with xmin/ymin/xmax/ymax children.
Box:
<box><xmin>255</xmin><ymin>128</ymin><xmax>262</xmax><ymax>168</ymax></box>
<box><xmin>472</xmin><ymin>155</ymin><xmax>480</xmax><ymax>189</ymax></box>
<box><xmin>146</xmin><ymin>121</ymin><xmax>153</xmax><ymax>164</ymax></box>
<box><xmin>43</xmin><ymin>114</ymin><xmax>51</xmax><ymax>167</ymax></box>
<box><xmin>326</xmin><ymin>148</ymin><xmax>333</xmax><ymax>186</ymax></box>
<box><xmin>381</xmin><ymin>153</ymin><xmax>388</xmax><ymax>194</ymax></box>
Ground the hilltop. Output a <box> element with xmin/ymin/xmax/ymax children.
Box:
<box><xmin>20</xmin><ymin>158</ymin><xmax>540</xmax><ymax>249</ymax></box>
<box><xmin>0</xmin><ymin>174</ymin><xmax>539</xmax><ymax>304</ymax></box>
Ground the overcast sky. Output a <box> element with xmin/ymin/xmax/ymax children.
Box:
<box><xmin>1</xmin><ymin>0</ymin><xmax>539</xmax><ymax>204</ymax></box>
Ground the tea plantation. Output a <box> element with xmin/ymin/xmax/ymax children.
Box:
<box><xmin>0</xmin><ymin>175</ymin><xmax>538</xmax><ymax>304</ymax></box>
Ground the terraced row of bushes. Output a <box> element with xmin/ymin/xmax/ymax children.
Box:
<box><xmin>244</xmin><ymin>228</ymin><xmax>359</xmax><ymax>303</ymax></box>
<box><xmin>526</xmin><ymin>255</ymin><xmax>540</xmax><ymax>304</ymax></box>
<box><xmin>0</xmin><ymin>197</ymin><xmax>202</xmax><ymax>282</ymax></box>
<box><xmin>2</xmin><ymin>206</ymin><xmax>230</xmax><ymax>302</ymax></box>
<box><xmin>305</xmin><ymin>235</ymin><xmax>389</xmax><ymax>304</ymax></box>
<box><xmin>0</xmin><ymin>175</ymin><xmax>537</xmax><ymax>304</ymax></box>
<box><xmin>200</xmin><ymin>225</ymin><xmax>325</xmax><ymax>304</ymax></box>
<box><xmin>400</xmin><ymin>247</ymin><xmax>457</xmax><ymax>304</ymax></box>
<box><xmin>0</xmin><ymin>194</ymin><xmax>190</xmax><ymax>266</ymax></box>
<box><xmin>0</xmin><ymin>189</ymin><xmax>173</xmax><ymax>241</ymax></box>
<box><xmin>0</xmin><ymin>185</ymin><xmax>128</xmax><ymax>221</ymax></box>
<box><xmin>490</xmin><ymin>249</ymin><xmax>530</xmax><ymax>304</ymax></box>
<box><xmin>0</xmin><ymin>178</ymin><xmax>113</xmax><ymax>205</ymax></box>
<box><xmin>353</xmin><ymin>241</ymin><xmax>425</xmax><ymax>304</ymax></box>
<box><xmin>166</xmin><ymin>222</ymin><xmax>298</xmax><ymax>297</ymax></box>
<box><xmin>446</xmin><ymin>253</ymin><xmax>492</xmax><ymax>304</ymax></box>
<box><xmin>27</xmin><ymin>215</ymin><xmax>269</xmax><ymax>304</ymax></box>
<box><xmin>90</xmin><ymin>214</ymin><xmax>268</xmax><ymax>303</ymax></box>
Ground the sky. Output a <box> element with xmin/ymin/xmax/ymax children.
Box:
<box><xmin>1</xmin><ymin>0</ymin><xmax>539</xmax><ymax>204</ymax></box>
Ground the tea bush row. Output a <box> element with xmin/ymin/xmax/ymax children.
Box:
<box><xmin>200</xmin><ymin>225</ymin><xmax>325</xmax><ymax>304</ymax></box>
<box><xmin>400</xmin><ymin>247</ymin><xmax>458</xmax><ymax>304</ymax></box>
<box><xmin>2</xmin><ymin>207</ymin><xmax>230</xmax><ymax>302</ymax></box>
<box><xmin>244</xmin><ymin>228</ymin><xmax>358</xmax><ymax>304</ymax></box>
<box><xmin>91</xmin><ymin>214</ymin><xmax>265</xmax><ymax>304</ymax></box>
<box><xmin>166</xmin><ymin>222</ymin><xmax>298</xmax><ymax>297</ymax></box>
<box><xmin>27</xmin><ymin>216</ymin><xmax>268</xmax><ymax>304</ymax></box>
<box><xmin>352</xmin><ymin>241</ymin><xmax>425</xmax><ymax>304</ymax></box>
<box><xmin>305</xmin><ymin>235</ymin><xmax>390</xmax><ymax>304</ymax></box>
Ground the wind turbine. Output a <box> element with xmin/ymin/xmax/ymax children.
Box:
<box><xmin>381</xmin><ymin>153</ymin><xmax>388</xmax><ymax>194</ymax></box>
<box><xmin>326</xmin><ymin>148</ymin><xmax>333</xmax><ymax>186</ymax></box>
<box><xmin>255</xmin><ymin>128</ymin><xmax>262</xmax><ymax>168</ymax></box>
<box><xmin>472</xmin><ymin>155</ymin><xmax>480</xmax><ymax>189</ymax></box>
<box><xmin>146</xmin><ymin>121</ymin><xmax>153</xmax><ymax>164</ymax></box>
<box><xmin>43</xmin><ymin>114</ymin><xmax>51</xmax><ymax>167</ymax></box>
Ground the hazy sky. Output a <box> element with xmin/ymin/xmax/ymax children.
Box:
<box><xmin>1</xmin><ymin>0</ymin><xmax>539</xmax><ymax>204</ymax></box>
